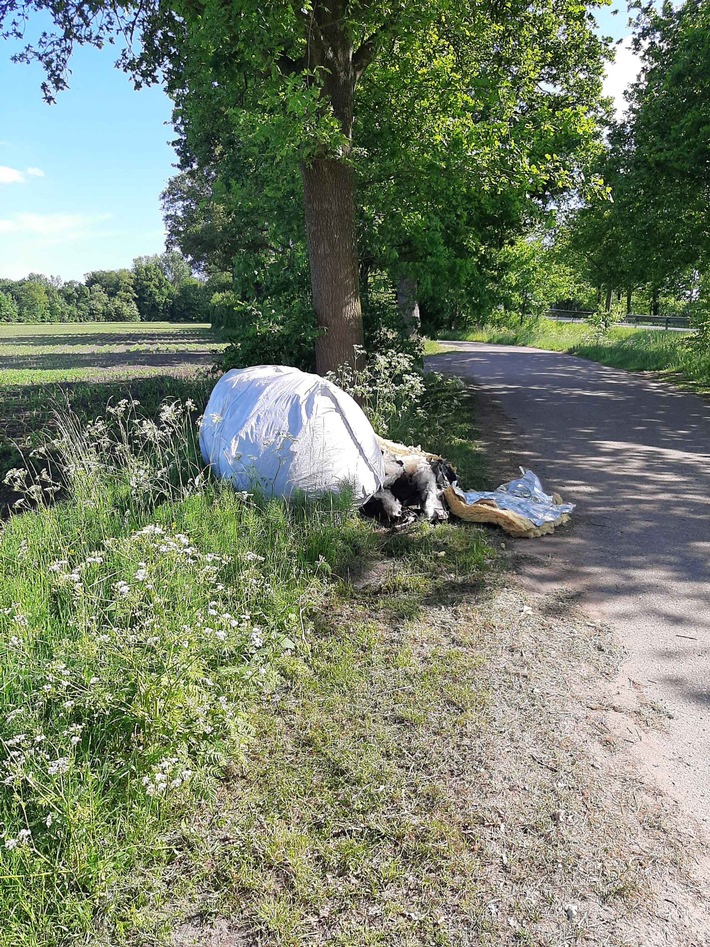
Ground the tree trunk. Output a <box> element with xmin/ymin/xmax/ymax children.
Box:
<box><xmin>651</xmin><ymin>287</ymin><xmax>660</xmax><ymax>316</ymax></box>
<box><xmin>626</xmin><ymin>287</ymin><xmax>632</xmax><ymax>316</ymax></box>
<box><xmin>397</xmin><ymin>272</ymin><xmax>421</xmax><ymax>339</ymax></box>
<box><xmin>302</xmin><ymin>158</ymin><xmax>364</xmax><ymax>375</ymax></box>
<box><xmin>359</xmin><ymin>260</ymin><xmax>371</xmax><ymax>314</ymax></box>
<box><xmin>604</xmin><ymin>286</ymin><xmax>613</xmax><ymax>312</ymax></box>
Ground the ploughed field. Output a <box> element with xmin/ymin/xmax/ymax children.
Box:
<box><xmin>0</xmin><ymin>321</ymin><xmax>223</xmax><ymax>509</ymax></box>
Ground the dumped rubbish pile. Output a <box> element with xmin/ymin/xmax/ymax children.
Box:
<box><xmin>444</xmin><ymin>470</ymin><xmax>574</xmax><ymax>538</ymax></box>
<box><xmin>200</xmin><ymin>366</ymin><xmax>574</xmax><ymax>538</ymax></box>
<box><xmin>200</xmin><ymin>364</ymin><xmax>384</xmax><ymax>504</ymax></box>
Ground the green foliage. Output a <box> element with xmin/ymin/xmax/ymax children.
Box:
<box><xmin>557</xmin><ymin>0</ymin><xmax>709</xmax><ymax>322</ymax></box>
<box><xmin>132</xmin><ymin>261</ymin><xmax>175</xmax><ymax>322</ymax></box>
<box><xmin>0</xmin><ymin>395</ymin><xmax>376</xmax><ymax>943</ymax></box>
<box><xmin>133</xmin><ymin>250</ymin><xmax>193</xmax><ymax>288</ymax></box>
<box><xmin>0</xmin><ymin>253</ymin><xmax>206</xmax><ymax>324</ymax></box>
<box><xmin>2</xmin><ymin>0</ymin><xmax>610</xmax><ymax>370</ymax></box>
<box><xmin>0</xmin><ymin>290</ymin><xmax>19</xmax><ymax>322</ymax></box>
<box><xmin>172</xmin><ymin>278</ymin><xmax>212</xmax><ymax>323</ymax></box>
<box><xmin>586</xmin><ymin>296</ymin><xmax>627</xmax><ymax>340</ymax></box>
<box><xmin>329</xmin><ymin>344</ymin><xmax>427</xmax><ymax>437</ymax></box>
<box><xmin>219</xmin><ymin>292</ymin><xmax>320</xmax><ymax>375</ymax></box>
<box><xmin>13</xmin><ymin>279</ymin><xmax>51</xmax><ymax>322</ymax></box>
<box><xmin>154</xmin><ymin>0</ymin><xmax>608</xmax><ymax>360</ymax></box>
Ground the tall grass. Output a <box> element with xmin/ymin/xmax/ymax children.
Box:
<box><xmin>0</xmin><ymin>398</ymin><xmax>374</xmax><ymax>944</ymax></box>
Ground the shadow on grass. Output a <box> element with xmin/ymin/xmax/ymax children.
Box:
<box><xmin>0</xmin><ymin>349</ymin><xmax>217</xmax><ymax>372</ymax></box>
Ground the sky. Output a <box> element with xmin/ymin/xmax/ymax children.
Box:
<box><xmin>0</xmin><ymin>5</ymin><xmax>642</xmax><ymax>284</ymax></box>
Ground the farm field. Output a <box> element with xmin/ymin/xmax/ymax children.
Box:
<box><xmin>0</xmin><ymin>321</ymin><xmax>221</xmax><ymax>386</ymax></box>
<box><xmin>0</xmin><ymin>322</ymin><xmax>223</xmax><ymax>508</ymax></box>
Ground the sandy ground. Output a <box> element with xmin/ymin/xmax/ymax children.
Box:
<box><xmin>427</xmin><ymin>341</ymin><xmax>710</xmax><ymax>851</ymax></box>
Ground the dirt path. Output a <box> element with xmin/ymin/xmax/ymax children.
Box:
<box><xmin>427</xmin><ymin>342</ymin><xmax>710</xmax><ymax>836</ymax></box>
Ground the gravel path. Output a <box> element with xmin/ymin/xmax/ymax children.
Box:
<box><xmin>427</xmin><ymin>341</ymin><xmax>710</xmax><ymax>831</ymax></box>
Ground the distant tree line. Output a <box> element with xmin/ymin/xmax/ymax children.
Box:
<box><xmin>0</xmin><ymin>252</ymin><xmax>214</xmax><ymax>324</ymax></box>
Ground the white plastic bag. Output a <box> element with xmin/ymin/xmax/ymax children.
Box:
<box><xmin>199</xmin><ymin>365</ymin><xmax>385</xmax><ymax>502</ymax></box>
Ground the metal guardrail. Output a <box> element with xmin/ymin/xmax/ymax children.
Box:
<box><xmin>547</xmin><ymin>309</ymin><xmax>692</xmax><ymax>330</ymax></box>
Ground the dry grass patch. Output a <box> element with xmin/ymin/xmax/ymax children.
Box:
<box><xmin>163</xmin><ymin>549</ymin><xmax>707</xmax><ymax>947</ymax></box>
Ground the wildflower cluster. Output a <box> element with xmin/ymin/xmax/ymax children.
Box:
<box><xmin>328</xmin><ymin>345</ymin><xmax>427</xmax><ymax>435</ymax></box>
<box><xmin>6</xmin><ymin>397</ymin><xmax>205</xmax><ymax>517</ymax></box>
<box><xmin>0</xmin><ymin>391</ymin><xmax>369</xmax><ymax>940</ymax></box>
<box><xmin>0</xmin><ymin>514</ymin><xmax>300</xmax><ymax>866</ymax></box>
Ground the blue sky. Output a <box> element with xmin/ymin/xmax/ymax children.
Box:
<box><xmin>0</xmin><ymin>5</ymin><xmax>639</xmax><ymax>283</ymax></box>
<box><xmin>0</xmin><ymin>31</ymin><xmax>174</xmax><ymax>281</ymax></box>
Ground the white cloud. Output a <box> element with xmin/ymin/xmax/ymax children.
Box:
<box><xmin>0</xmin><ymin>165</ymin><xmax>24</xmax><ymax>184</ymax></box>
<box><xmin>0</xmin><ymin>212</ymin><xmax>112</xmax><ymax>240</ymax></box>
<box><xmin>26</xmin><ymin>167</ymin><xmax>45</xmax><ymax>178</ymax></box>
<box><xmin>603</xmin><ymin>38</ymin><xmax>644</xmax><ymax>118</ymax></box>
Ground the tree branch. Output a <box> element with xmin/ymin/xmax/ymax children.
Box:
<box><xmin>352</xmin><ymin>23</ymin><xmax>388</xmax><ymax>81</ymax></box>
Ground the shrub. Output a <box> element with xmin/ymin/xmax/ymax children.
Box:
<box><xmin>216</xmin><ymin>292</ymin><xmax>320</xmax><ymax>374</ymax></box>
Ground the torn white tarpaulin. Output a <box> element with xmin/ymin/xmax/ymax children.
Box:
<box><xmin>199</xmin><ymin>365</ymin><xmax>385</xmax><ymax>503</ymax></box>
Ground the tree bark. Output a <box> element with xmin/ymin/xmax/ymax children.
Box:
<box><xmin>397</xmin><ymin>272</ymin><xmax>421</xmax><ymax>339</ymax></box>
<box><xmin>604</xmin><ymin>286</ymin><xmax>613</xmax><ymax>312</ymax></box>
<box><xmin>651</xmin><ymin>287</ymin><xmax>660</xmax><ymax>316</ymax></box>
<box><xmin>298</xmin><ymin>3</ymin><xmax>374</xmax><ymax>375</ymax></box>
<box><xmin>359</xmin><ymin>260</ymin><xmax>371</xmax><ymax>313</ymax></box>
<box><xmin>302</xmin><ymin>158</ymin><xmax>364</xmax><ymax>375</ymax></box>
<box><xmin>626</xmin><ymin>287</ymin><xmax>632</xmax><ymax>316</ymax></box>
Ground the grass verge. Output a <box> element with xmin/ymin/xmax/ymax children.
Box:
<box><xmin>450</xmin><ymin>319</ymin><xmax>710</xmax><ymax>393</ymax></box>
<box><xmin>0</xmin><ymin>366</ymin><xmax>494</xmax><ymax>945</ymax></box>
<box><xmin>2</xmin><ymin>365</ymin><xmax>701</xmax><ymax>946</ymax></box>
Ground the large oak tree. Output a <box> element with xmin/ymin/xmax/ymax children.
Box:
<box><xmin>2</xmin><ymin>0</ymin><xmax>609</xmax><ymax>371</ymax></box>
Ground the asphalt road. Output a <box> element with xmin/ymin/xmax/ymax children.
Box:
<box><xmin>428</xmin><ymin>342</ymin><xmax>710</xmax><ymax>827</ymax></box>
